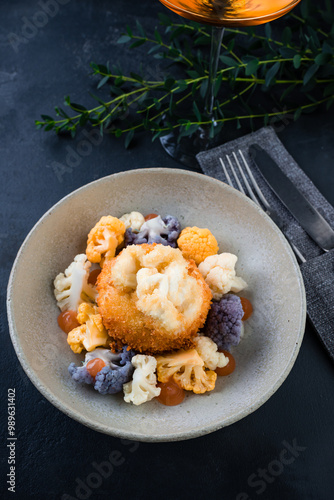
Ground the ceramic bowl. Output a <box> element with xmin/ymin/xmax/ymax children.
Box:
<box><xmin>7</xmin><ymin>168</ymin><xmax>306</xmax><ymax>441</ymax></box>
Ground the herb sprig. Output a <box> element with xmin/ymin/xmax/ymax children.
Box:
<box><xmin>36</xmin><ymin>0</ymin><xmax>334</xmax><ymax>148</ymax></box>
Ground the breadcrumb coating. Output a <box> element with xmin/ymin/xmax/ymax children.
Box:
<box><xmin>97</xmin><ymin>244</ymin><xmax>212</xmax><ymax>354</ymax></box>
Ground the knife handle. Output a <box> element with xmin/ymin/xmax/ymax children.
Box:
<box><xmin>300</xmin><ymin>251</ymin><xmax>334</xmax><ymax>362</ymax></box>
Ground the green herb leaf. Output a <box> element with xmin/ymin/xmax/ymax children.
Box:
<box><xmin>97</xmin><ymin>76</ymin><xmax>109</xmax><ymax>89</ymax></box>
<box><xmin>303</xmin><ymin>63</ymin><xmax>319</xmax><ymax>85</ymax></box>
<box><xmin>265</xmin><ymin>62</ymin><xmax>280</xmax><ymax>87</ymax></box>
<box><xmin>245</xmin><ymin>59</ymin><xmax>259</xmax><ymax>76</ymax></box>
<box><xmin>125</xmin><ymin>129</ymin><xmax>134</xmax><ymax>149</ymax></box>
<box><xmin>220</xmin><ymin>55</ymin><xmax>239</xmax><ymax>67</ymax></box>
<box><xmin>117</xmin><ymin>35</ymin><xmax>131</xmax><ymax>44</ymax></box>
<box><xmin>293</xmin><ymin>54</ymin><xmax>301</xmax><ymax>69</ymax></box>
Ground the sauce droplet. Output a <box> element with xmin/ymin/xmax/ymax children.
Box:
<box><xmin>156</xmin><ymin>379</ymin><xmax>185</xmax><ymax>406</ymax></box>
<box><xmin>215</xmin><ymin>351</ymin><xmax>236</xmax><ymax>376</ymax></box>
<box><xmin>144</xmin><ymin>213</ymin><xmax>158</xmax><ymax>221</ymax></box>
<box><xmin>57</xmin><ymin>310</ymin><xmax>80</xmax><ymax>334</ymax></box>
<box><xmin>86</xmin><ymin>358</ymin><xmax>106</xmax><ymax>378</ymax></box>
<box><xmin>240</xmin><ymin>297</ymin><xmax>253</xmax><ymax>321</ymax></box>
<box><xmin>88</xmin><ymin>268</ymin><xmax>101</xmax><ymax>286</ymax></box>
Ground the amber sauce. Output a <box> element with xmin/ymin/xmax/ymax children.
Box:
<box><xmin>158</xmin><ymin>0</ymin><xmax>301</xmax><ymax>26</ymax></box>
<box><xmin>144</xmin><ymin>213</ymin><xmax>159</xmax><ymax>221</ymax></box>
<box><xmin>156</xmin><ymin>379</ymin><xmax>185</xmax><ymax>406</ymax></box>
<box><xmin>57</xmin><ymin>310</ymin><xmax>80</xmax><ymax>333</ymax></box>
<box><xmin>86</xmin><ymin>359</ymin><xmax>106</xmax><ymax>378</ymax></box>
<box><xmin>240</xmin><ymin>297</ymin><xmax>253</xmax><ymax>321</ymax></box>
<box><xmin>88</xmin><ymin>268</ymin><xmax>101</xmax><ymax>286</ymax></box>
<box><xmin>216</xmin><ymin>350</ymin><xmax>236</xmax><ymax>376</ymax></box>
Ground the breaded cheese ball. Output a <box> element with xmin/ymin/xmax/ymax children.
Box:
<box><xmin>97</xmin><ymin>244</ymin><xmax>212</xmax><ymax>354</ymax></box>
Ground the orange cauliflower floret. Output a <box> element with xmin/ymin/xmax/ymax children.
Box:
<box><xmin>156</xmin><ymin>349</ymin><xmax>217</xmax><ymax>394</ymax></box>
<box><xmin>177</xmin><ymin>227</ymin><xmax>219</xmax><ymax>265</ymax></box>
<box><xmin>86</xmin><ymin>216</ymin><xmax>126</xmax><ymax>265</ymax></box>
<box><xmin>67</xmin><ymin>302</ymin><xmax>109</xmax><ymax>353</ymax></box>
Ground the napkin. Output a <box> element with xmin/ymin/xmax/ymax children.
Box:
<box><xmin>196</xmin><ymin>126</ymin><xmax>334</xmax><ymax>361</ymax></box>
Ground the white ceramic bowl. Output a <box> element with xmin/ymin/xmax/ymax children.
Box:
<box><xmin>7</xmin><ymin>168</ymin><xmax>306</xmax><ymax>441</ymax></box>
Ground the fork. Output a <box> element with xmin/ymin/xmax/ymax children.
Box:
<box><xmin>219</xmin><ymin>150</ymin><xmax>306</xmax><ymax>264</ymax></box>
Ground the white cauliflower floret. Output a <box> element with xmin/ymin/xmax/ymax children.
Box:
<box><xmin>123</xmin><ymin>355</ymin><xmax>161</xmax><ymax>406</ymax></box>
<box><xmin>120</xmin><ymin>211</ymin><xmax>145</xmax><ymax>232</ymax></box>
<box><xmin>193</xmin><ymin>336</ymin><xmax>229</xmax><ymax>370</ymax></box>
<box><xmin>198</xmin><ymin>252</ymin><xmax>247</xmax><ymax>300</ymax></box>
<box><xmin>54</xmin><ymin>254</ymin><xmax>97</xmax><ymax>312</ymax></box>
<box><xmin>137</xmin><ymin>216</ymin><xmax>169</xmax><ymax>241</ymax></box>
<box><xmin>135</xmin><ymin>259</ymin><xmax>203</xmax><ymax>332</ymax></box>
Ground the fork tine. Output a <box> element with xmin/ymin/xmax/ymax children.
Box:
<box><xmin>219</xmin><ymin>157</ymin><xmax>234</xmax><ymax>188</ymax></box>
<box><xmin>221</xmin><ymin>151</ymin><xmax>306</xmax><ymax>264</ymax></box>
<box><xmin>231</xmin><ymin>152</ymin><xmax>260</xmax><ymax>207</ymax></box>
<box><xmin>238</xmin><ymin>150</ymin><xmax>270</xmax><ymax>210</ymax></box>
<box><xmin>226</xmin><ymin>155</ymin><xmax>246</xmax><ymax>195</ymax></box>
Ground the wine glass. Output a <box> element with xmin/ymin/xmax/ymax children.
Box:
<box><xmin>158</xmin><ymin>0</ymin><xmax>301</xmax><ymax>166</ymax></box>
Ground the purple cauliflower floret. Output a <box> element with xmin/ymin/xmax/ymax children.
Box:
<box><xmin>68</xmin><ymin>346</ymin><xmax>135</xmax><ymax>395</ymax></box>
<box><xmin>124</xmin><ymin>228</ymin><xmax>147</xmax><ymax>246</ymax></box>
<box><xmin>94</xmin><ymin>346</ymin><xmax>135</xmax><ymax>394</ymax></box>
<box><xmin>68</xmin><ymin>363</ymin><xmax>94</xmax><ymax>385</ymax></box>
<box><xmin>163</xmin><ymin>215</ymin><xmax>181</xmax><ymax>247</ymax></box>
<box><xmin>203</xmin><ymin>294</ymin><xmax>244</xmax><ymax>351</ymax></box>
<box><xmin>124</xmin><ymin>215</ymin><xmax>181</xmax><ymax>248</ymax></box>
<box><xmin>94</xmin><ymin>362</ymin><xmax>133</xmax><ymax>394</ymax></box>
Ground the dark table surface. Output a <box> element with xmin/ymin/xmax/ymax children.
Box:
<box><xmin>1</xmin><ymin>1</ymin><xmax>334</xmax><ymax>499</ymax></box>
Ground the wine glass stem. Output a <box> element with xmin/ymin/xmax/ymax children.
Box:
<box><xmin>205</xmin><ymin>26</ymin><xmax>225</xmax><ymax>119</ymax></box>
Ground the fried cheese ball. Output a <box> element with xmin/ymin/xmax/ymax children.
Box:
<box><xmin>97</xmin><ymin>244</ymin><xmax>212</xmax><ymax>354</ymax></box>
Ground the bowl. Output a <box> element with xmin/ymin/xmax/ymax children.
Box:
<box><xmin>7</xmin><ymin>168</ymin><xmax>306</xmax><ymax>441</ymax></box>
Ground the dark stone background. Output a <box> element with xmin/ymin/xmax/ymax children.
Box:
<box><xmin>1</xmin><ymin>1</ymin><xmax>333</xmax><ymax>499</ymax></box>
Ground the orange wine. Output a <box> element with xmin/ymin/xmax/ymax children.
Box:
<box><xmin>158</xmin><ymin>0</ymin><xmax>301</xmax><ymax>26</ymax></box>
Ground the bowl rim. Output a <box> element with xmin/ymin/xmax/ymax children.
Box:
<box><xmin>7</xmin><ymin>167</ymin><xmax>306</xmax><ymax>442</ymax></box>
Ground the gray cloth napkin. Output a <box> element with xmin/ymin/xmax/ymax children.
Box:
<box><xmin>196</xmin><ymin>126</ymin><xmax>334</xmax><ymax>361</ymax></box>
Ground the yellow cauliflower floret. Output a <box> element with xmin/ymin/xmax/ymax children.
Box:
<box><xmin>86</xmin><ymin>216</ymin><xmax>126</xmax><ymax>265</ymax></box>
<box><xmin>67</xmin><ymin>302</ymin><xmax>109</xmax><ymax>353</ymax></box>
<box><xmin>67</xmin><ymin>325</ymin><xmax>87</xmax><ymax>354</ymax></box>
<box><xmin>177</xmin><ymin>227</ymin><xmax>219</xmax><ymax>265</ymax></box>
<box><xmin>76</xmin><ymin>303</ymin><xmax>99</xmax><ymax>324</ymax></box>
<box><xmin>156</xmin><ymin>349</ymin><xmax>217</xmax><ymax>394</ymax></box>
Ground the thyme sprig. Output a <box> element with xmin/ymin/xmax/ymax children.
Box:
<box><xmin>36</xmin><ymin>0</ymin><xmax>334</xmax><ymax>148</ymax></box>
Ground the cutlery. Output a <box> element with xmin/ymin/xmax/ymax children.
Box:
<box><xmin>249</xmin><ymin>144</ymin><xmax>334</xmax><ymax>252</ymax></box>
<box><xmin>220</xmin><ymin>150</ymin><xmax>305</xmax><ymax>262</ymax></box>
<box><xmin>220</xmin><ymin>150</ymin><xmax>334</xmax><ymax>362</ymax></box>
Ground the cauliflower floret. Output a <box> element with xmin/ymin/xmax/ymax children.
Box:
<box><xmin>123</xmin><ymin>355</ymin><xmax>161</xmax><ymax>405</ymax></box>
<box><xmin>68</xmin><ymin>347</ymin><xmax>134</xmax><ymax>394</ymax></box>
<box><xmin>177</xmin><ymin>227</ymin><xmax>219</xmax><ymax>265</ymax></box>
<box><xmin>68</xmin><ymin>362</ymin><xmax>94</xmax><ymax>385</ymax></box>
<box><xmin>93</xmin><ymin>347</ymin><xmax>135</xmax><ymax>394</ymax></box>
<box><xmin>86</xmin><ymin>216</ymin><xmax>126</xmax><ymax>265</ymax></box>
<box><xmin>193</xmin><ymin>335</ymin><xmax>229</xmax><ymax>370</ymax></box>
<box><xmin>203</xmin><ymin>294</ymin><xmax>244</xmax><ymax>350</ymax></box>
<box><xmin>198</xmin><ymin>253</ymin><xmax>247</xmax><ymax>300</ymax></box>
<box><xmin>67</xmin><ymin>302</ymin><xmax>110</xmax><ymax>353</ymax></box>
<box><xmin>66</xmin><ymin>325</ymin><xmax>87</xmax><ymax>354</ymax></box>
<box><xmin>124</xmin><ymin>215</ymin><xmax>181</xmax><ymax>248</ymax></box>
<box><xmin>156</xmin><ymin>349</ymin><xmax>217</xmax><ymax>394</ymax></box>
<box><xmin>119</xmin><ymin>211</ymin><xmax>145</xmax><ymax>232</ymax></box>
<box><xmin>54</xmin><ymin>254</ymin><xmax>97</xmax><ymax>312</ymax></box>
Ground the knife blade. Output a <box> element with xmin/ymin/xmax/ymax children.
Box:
<box><xmin>249</xmin><ymin>144</ymin><xmax>334</xmax><ymax>251</ymax></box>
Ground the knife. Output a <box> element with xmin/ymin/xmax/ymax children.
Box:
<box><xmin>249</xmin><ymin>144</ymin><xmax>334</xmax><ymax>251</ymax></box>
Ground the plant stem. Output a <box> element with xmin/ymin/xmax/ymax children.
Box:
<box><xmin>205</xmin><ymin>27</ymin><xmax>225</xmax><ymax>117</ymax></box>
